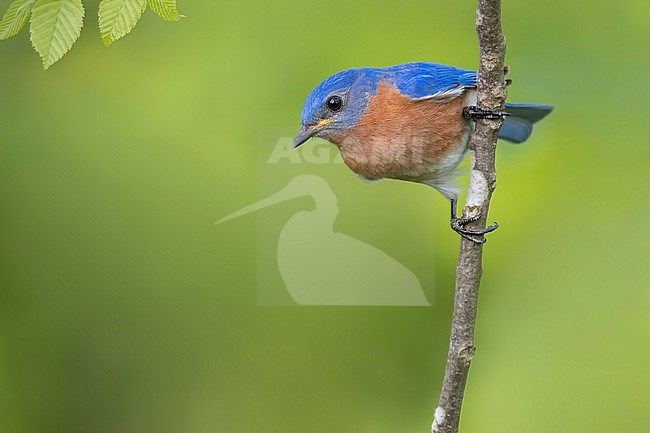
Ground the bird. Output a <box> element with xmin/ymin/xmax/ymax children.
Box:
<box><xmin>292</xmin><ymin>62</ymin><xmax>553</xmax><ymax>242</ymax></box>
<box><xmin>217</xmin><ymin>175</ymin><xmax>429</xmax><ymax>305</ymax></box>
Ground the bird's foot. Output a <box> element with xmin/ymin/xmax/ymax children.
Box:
<box><xmin>450</xmin><ymin>212</ymin><xmax>499</xmax><ymax>244</ymax></box>
<box><xmin>462</xmin><ymin>106</ymin><xmax>510</xmax><ymax>120</ymax></box>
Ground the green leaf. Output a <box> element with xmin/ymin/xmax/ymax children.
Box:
<box><xmin>29</xmin><ymin>0</ymin><xmax>84</xmax><ymax>69</ymax></box>
<box><xmin>0</xmin><ymin>0</ymin><xmax>37</xmax><ymax>40</ymax></box>
<box><xmin>99</xmin><ymin>0</ymin><xmax>146</xmax><ymax>47</ymax></box>
<box><xmin>148</xmin><ymin>0</ymin><xmax>182</xmax><ymax>22</ymax></box>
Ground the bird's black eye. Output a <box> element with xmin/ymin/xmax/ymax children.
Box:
<box><xmin>326</xmin><ymin>95</ymin><xmax>343</xmax><ymax>112</ymax></box>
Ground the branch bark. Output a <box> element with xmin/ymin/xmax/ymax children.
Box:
<box><xmin>431</xmin><ymin>1</ymin><xmax>507</xmax><ymax>432</ymax></box>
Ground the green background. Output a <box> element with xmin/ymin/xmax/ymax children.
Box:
<box><xmin>1</xmin><ymin>1</ymin><xmax>649</xmax><ymax>432</ymax></box>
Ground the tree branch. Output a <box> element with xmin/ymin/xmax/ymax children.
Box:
<box><xmin>431</xmin><ymin>1</ymin><xmax>507</xmax><ymax>432</ymax></box>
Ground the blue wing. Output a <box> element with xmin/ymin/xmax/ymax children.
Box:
<box><xmin>382</xmin><ymin>62</ymin><xmax>477</xmax><ymax>101</ymax></box>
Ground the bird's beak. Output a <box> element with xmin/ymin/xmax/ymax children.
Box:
<box><xmin>292</xmin><ymin>118</ymin><xmax>332</xmax><ymax>149</ymax></box>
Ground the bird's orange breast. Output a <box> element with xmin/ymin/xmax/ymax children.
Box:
<box><xmin>335</xmin><ymin>81</ymin><xmax>470</xmax><ymax>182</ymax></box>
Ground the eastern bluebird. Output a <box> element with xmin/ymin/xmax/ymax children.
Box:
<box><xmin>293</xmin><ymin>62</ymin><xmax>553</xmax><ymax>242</ymax></box>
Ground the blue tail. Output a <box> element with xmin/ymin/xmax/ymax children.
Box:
<box><xmin>499</xmin><ymin>103</ymin><xmax>554</xmax><ymax>144</ymax></box>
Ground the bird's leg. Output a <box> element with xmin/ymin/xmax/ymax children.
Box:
<box><xmin>449</xmin><ymin>198</ymin><xmax>499</xmax><ymax>244</ymax></box>
<box><xmin>462</xmin><ymin>106</ymin><xmax>510</xmax><ymax>120</ymax></box>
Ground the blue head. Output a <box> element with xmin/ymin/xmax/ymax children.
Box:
<box><xmin>293</xmin><ymin>68</ymin><xmax>376</xmax><ymax>148</ymax></box>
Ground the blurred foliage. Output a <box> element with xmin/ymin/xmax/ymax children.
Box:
<box><xmin>1</xmin><ymin>1</ymin><xmax>649</xmax><ymax>433</ymax></box>
<box><xmin>0</xmin><ymin>0</ymin><xmax>181</xmax><ymax>69</ymax></box>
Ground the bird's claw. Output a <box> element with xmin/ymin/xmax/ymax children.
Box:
<box><xmin>462</xmin><ymin>106</ymin><xmax>510</xmax><ymax>120</ymax></box>
<box><xmin>450</xmin><ymin>212</ymin><xmax>499</xmax><ymax>244</ymax></box>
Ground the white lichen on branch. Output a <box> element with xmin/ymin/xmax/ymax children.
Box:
<box><xmin>465</xmin><ymin>152</ymin><xmax>489</xmax><ymax>209</ymax></box>
<box><xmin>431</xmin><ymin>407</ymin><xmax>446</xmax><ymax>433</ymax></box>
